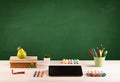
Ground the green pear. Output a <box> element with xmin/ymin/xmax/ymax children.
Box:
<box><xmin>17</xmin><ymin>47</ymin><xmax>27</xmax><ymax>59</ymax></box>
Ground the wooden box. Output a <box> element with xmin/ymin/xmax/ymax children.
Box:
<box><xmin>9</xmin><ymin>56</ymin><xmax>38</xmax><ymax>68</ymax></box>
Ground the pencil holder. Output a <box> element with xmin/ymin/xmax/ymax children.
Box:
<box><xmin>94</xmin><ymin>57</ymin><xmax>105</xmax><ymax>67</ymax></box>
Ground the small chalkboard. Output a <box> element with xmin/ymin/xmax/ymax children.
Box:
<box><xmin>49</xmin><ymin>65</ymin><xmax>83</xmax><ymax>76</ymax></box>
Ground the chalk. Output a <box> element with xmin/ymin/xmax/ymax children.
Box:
<box><xmin>102</xmin><ymin>73</ymin><xmax>106</xmax><ymax>77</ymax></box>
<box><xmin>77</xmin><ymin>59</ymin><xmax>80</xmax><ymax>64</ymax></box>
<box><xmin>72</xmin><ymin>59</ymin><xmax>74</xmax><ymax>64</ymax></box>
<box><xmin>33</xmin><ymin>71</ymin><xmax>37</xmax><ymax>77</ymax></box>
<box><xmin>62</xmin><ymin>59</ymin><xmax>66</xmax><ymax>64</ymax></box>
<box><xmin>65</xmin><ymin>59</ymin><xmax>68</xmax><ymax>64</ymax></box>
<box><xmin>41</xmin><ymin>71</ymin><xmax>44</xmax><ymax>77</ymax></box>
<box><xmin>37</xmin><ymin>71</ymin><xmax>40</xmax><ymax>77</ymax></box>
<box><xmin>87</xmin><ymin>70</ymin><xmax>106</xmax><ymax>77</ymax></box>
<box><xmin>68</xmin><ymin>59</ymin><xmax>72</xmax><ymax>64</ymax></box>
<box><xmin>73</xmin><ymin>59</ymin><xmax>77</xmax><ymax>64</ymax></box>
<box><xmin>91</xmin><ymin>70</ymin><xmax>95</xmax><ymax>77</ymax></box>
<box><xmin>101</xmin><ymin>71</ymin><xmax>106</xmax><ymax>77</ymax></box>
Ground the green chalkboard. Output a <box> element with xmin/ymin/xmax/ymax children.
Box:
<box><xmin>0</xmin><ymin>0</ymin><xmax>120</xmax><ymax>60</ymax></box>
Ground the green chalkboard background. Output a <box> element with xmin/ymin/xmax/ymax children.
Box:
<box><xmin>0</xmin><ymin>0</ymin><xmax>120</xmax><ymax>60</ymax></box>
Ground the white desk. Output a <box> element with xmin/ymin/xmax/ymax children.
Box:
<box><xmin>0</xmin><ymin>60</ymin><xmax>120</xmax><ymax>82</ymax></box>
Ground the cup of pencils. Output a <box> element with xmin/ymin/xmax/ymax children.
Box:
<box><xmin>88</xmin><ymin>44</ymin><xmax>108</xmax><ymax>67</ymax></box>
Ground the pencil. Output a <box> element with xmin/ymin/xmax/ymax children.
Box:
<box><xmin>99</xmin><ymin>50</ymin><xmax>103</xmax><ymax>57</ymax></box>
<box><xmin>93</xmin><ymin>49</ymin><xmax>98</xmax><ymax>57</ymax></box>
<box><xmin>88</xmin><ymin>50</ymin><xmax>94</xmax><ymax>57</ymax></box>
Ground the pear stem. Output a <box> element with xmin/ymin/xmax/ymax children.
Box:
<box><xmin>17</xmin><ymin>46</ymin><xmax>21</xmax><ymax>50</ymax></box>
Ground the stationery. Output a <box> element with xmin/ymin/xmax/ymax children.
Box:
<box><xmin>11</xmin><ymin>69</ymin><xmax>25</xmax><ymax>74</ymax></box>
<box><xmin>88</xmin><ymin>44</ymin><xmax>108</xmax><ymax>58</ymax></box>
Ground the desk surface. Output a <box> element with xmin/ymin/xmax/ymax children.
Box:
<box><xmin>0</xmin><ymin>60</ymin><xmax>120</xmax><ymax>82</ymax></box>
